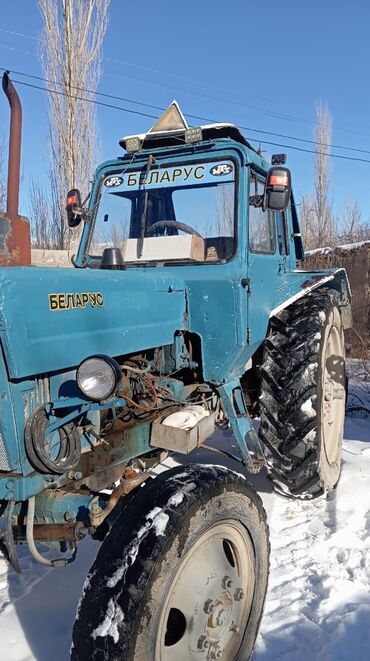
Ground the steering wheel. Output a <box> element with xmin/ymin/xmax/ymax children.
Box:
<box><xmin>146</xmin><ymin>220</ymin><xmax>203</xmax><ymax>238</ymax></box>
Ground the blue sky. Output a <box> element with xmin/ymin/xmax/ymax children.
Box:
<box><xmin>1</xmin><ymin>0</ymin><xmax>370</xmax><ymax>225</ymax></box>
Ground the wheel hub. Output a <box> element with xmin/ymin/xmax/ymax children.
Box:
<box><xmin>207</xmin><ymin>594</ymin><xmax>232</xmax><ymax>630</ymax></box>
<box><xmin>156</xmin><ymin>521</ymin><xmax>255</xmax><ymax>660</ymax></box>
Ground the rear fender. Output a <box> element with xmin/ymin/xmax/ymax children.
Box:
<box><xmin>269</xmin><ymin>268</ymin><xmax>352</xmax><ymax>328</ymax></box>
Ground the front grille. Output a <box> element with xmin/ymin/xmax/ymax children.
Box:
<box><xmin>0</xmin><ymin>430</ymin><xmax>10</xmax><ymax>471</ymax></box>
<box><xmin>23</xmin><ymin>376</ymin><xmax>50</xmax><ymax>420</ymax></box>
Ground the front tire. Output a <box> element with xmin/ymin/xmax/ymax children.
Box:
<box><xmin>259</xmin><ymin>289</ymin><xmax>346</xmax><ymax>497</ymax></box>
<box><xmin>72</xmin><ymin>464</ymin><xmax>269</xmax><ymax>661</ymax></box>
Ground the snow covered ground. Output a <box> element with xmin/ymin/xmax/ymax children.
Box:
<box><xmin>0</xmin><ymin>366</ymin><xmax>369</xmax><ymax>660</ymax></box>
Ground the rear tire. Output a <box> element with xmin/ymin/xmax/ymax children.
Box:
<box><xmin>71</xmin><ymin>464</ymin><xmax>269</xmax><ymax>661</ymax></box>
<box><xmin>259</xmin><ymin>289</ymin><xmax>346</xmax><ymax>497</ymax></box>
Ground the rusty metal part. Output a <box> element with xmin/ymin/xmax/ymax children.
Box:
<box><xmin>2</xmin><ymin>72</ymin><xmax>21</xmax><ymax>220</ymax></box>
<box><xmin>90</xmin><ymin>469</ymin><xmax>149</xmax><ymax>527</ymax></box>
<box><xmin>12</xmin><ymin>521</ymin><xmax>88</xmax><ymax>543</ymax></box>
<box><xmin>117</xmin><ymin>373</ymin><xmax>158</xmax><ymax>412</ymax></box>
<box><xmin>3</xmin><ymin>500</ymin><xmax>21</xmax><ymax>574</ymax></box>
<box><xmin>1</xmin><ymin>72</ymin><xmax>31</xmax><ymax>266</ymax></box>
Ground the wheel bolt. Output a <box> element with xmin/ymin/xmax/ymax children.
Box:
<box><xmin>197</xmin><ymin>635</ymin><xmax>209</xmax><ymax>650</ymax></box>
<box><xmin>229</xmin><ymin>622</ymin><xmax>240</xmax><ymax>633</ymax></box>
<box><xmin>222</xmin><ymin>575</ymin><xmax>232</xmax><ymax>589</ymax></box>
<box><xmin>204</xmin><ymin>599</ymin><xmax>215</xmax><ymax>614</ymax></box>
<box><xmin>234</xmin><ymin>588</ymin><xmax>245</xmax><ymax>601</ymax></box>
<box><xmin>215</xmin><ymin>608</ymin><xmax>225</xmax><ymax>626</ymax></box>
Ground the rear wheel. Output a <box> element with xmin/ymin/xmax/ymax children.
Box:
<box><xmin>72</xmin><ymin>464</ymin><xmax>269</xmax><ymax>661</ymax></box>
<box><xmin>259</xmin><ymin>289</ymin><xmax>346</xmax><ymax>497</ymax></box>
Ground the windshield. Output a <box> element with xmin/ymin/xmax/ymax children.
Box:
<box><xmin>88</xmin><ymin>158</ymin><xmax>236</xmax><ymax>264</ymax></box>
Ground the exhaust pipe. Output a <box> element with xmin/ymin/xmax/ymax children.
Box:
<box><xmin>3</xmin><ymin>71</ymin><xmax>21</xmax><ymax>219</ymax></box>
<box><xmin>0</xmin><ymin>71</ymin><xmax>31</xmax><ymax>266</ymax></box>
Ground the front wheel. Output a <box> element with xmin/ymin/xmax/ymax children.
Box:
<box><xmin>72</xmin><ymin>464</ymin><xmax>269</xmax><ymax>661</ymax></box>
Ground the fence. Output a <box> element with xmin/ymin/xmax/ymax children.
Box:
<box><xmin>302</xmin><ymin>242</ymin><xmax>370</xmax><ymax>358</ymax></box>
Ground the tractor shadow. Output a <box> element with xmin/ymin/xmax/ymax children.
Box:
<box><xmin>174</xmin><ymin>426</ymin><xmax>275</xmax><ymax>496</ymax></box>
<box><xmin>3</xmin><ymin>537</ymin><xmax>99</xmax><ymax>661</ymax></box>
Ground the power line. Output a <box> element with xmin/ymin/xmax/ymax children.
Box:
<box><xmin>0</xmin><ymin>40</ymin><xmax>306</xmax><ymax>123</ymax></box>
<box><xmin>1</xmin><ymin>32</ymin><xmax>370</xmax><ymax>140</ymax></box>
<box><xmin>0</xmin><ymin>43</ymin><xmax>36</xmax><ymax>58</ymax></box>
<box><xmin>0</xmin><ymin>28</ymin><xmax>35</xmax><ymax>41</ymax></box>
<box><xmin>7</xmin><ymin>77</ymin><xmax>159</xmax><ymax>121</ymax></box>
<box><xmin>104</xmin><ymin>56</ymin><xmax>279</xmax><ymax>106</ymax></box>
<box><xmin>0</xmin><ymin>28</ymin><xmax>293</xmax><ymax>108</ymax></box>
<box><xmin>105</xmin><ymin>67</ymin><xmax>302</xmax><ymax>126</ymax></box>
<box><xmin>2</xmin><ymin>69</ymin><xmax>370</xmax><ymax>165</ymax></box>
<box><xmin>0</xmin><ymin>35</ymin><xmax>291</xmax><ymax>120</ymax></box>
<box><xmin>3</xmin><ymin>66</ymin><xmax>370</xmax><ymax>157</ymax></box>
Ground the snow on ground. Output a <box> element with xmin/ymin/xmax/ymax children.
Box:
<box><xmin>254</xmin><ymin>425</ymin><xmax>370</xmax><ymax>660</ymax></box>
<box><xmin>0</xmin><ymin>367</ymin><xmax>369</xmax><ymax>660</ymax></box>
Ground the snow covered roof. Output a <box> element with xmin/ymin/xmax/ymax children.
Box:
<box><xmin>119</xmin><ymin>100</ymin><xmax>256</xmax><ymax>153</ymax></box>
<box><xmin>305</xmin><ymin>240</ymin><xmax>370</xmax><ymax>256</ymax></box>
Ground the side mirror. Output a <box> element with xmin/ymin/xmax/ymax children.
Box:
<box><xmin>264</xmin><ymin>167</ymin><xmax>291</xmax><ymax>212</ymax></box>
<box><xmin>66</xmin><ymin>189</ymin><xmax>83</xmax><ymax>227</ymax></box>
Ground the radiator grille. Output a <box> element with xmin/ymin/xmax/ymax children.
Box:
<box><xmin>0</xmin><ymin>430</ymin><xmax>10</xmax><ymax>471</ymax></box>
<box><xmin>23</xmin><ymin>376</ymin><xmax>50</xmax><ymax>420</ymax></box>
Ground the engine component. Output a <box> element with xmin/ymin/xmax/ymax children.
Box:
<box><xmin>12</xmin><ymin>522</ymin><xmax>88</xmax><ymax>542</ymax></box>
<box><xmin>26</xmin><ymin>496</ymin><xmax>76</xmax><ymax>568</ymax></box>
<box><xmin>151</xmin><ymin>405</ymin><xmax>215</xmax><ymax>453</ymax></box>
<box><xmin>89</xmin><ymin>467</ymin><xmax>149</xmax><ymax>527</ymax></box>
<box><xmin>2</xmin><ymin>500</ymin><xmax>21</xmax><ymax>574</ymax></box>
<box><xmin>161</xmin><ymin>405</ymin><xmax>210</xmax><ymax>430</ymax></box>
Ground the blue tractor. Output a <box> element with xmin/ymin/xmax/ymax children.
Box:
<box><xmin>0</xmin><ymin>79</ymin><xmax>350</xmax><ymax>660</ymax></box>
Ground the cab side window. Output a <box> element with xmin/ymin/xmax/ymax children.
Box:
<box><xmin>249</xmin><ymin>172</ymin><xmax>276</xmax><ymax>253</ymax></box>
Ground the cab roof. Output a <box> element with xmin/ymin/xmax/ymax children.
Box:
<box><xmin>119</xmin><ymin>101</ymin><xmax>257</xmax><ymax>154</ymax></box>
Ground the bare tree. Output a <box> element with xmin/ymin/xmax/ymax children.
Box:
<box><xmin>300</xmin><ymin>102</ymin><xmax>334</xmax><ymax>249</ymax></box>
<box><xmin>38</xmin><ymin>0</ymin><xmax>110</xmax><ymax>248</ymax></box>
<box><xmin>28</xmin><ymin>179</ymin><xmax>53</xmax><ymax>248</ymax></box>
<box><xmin>314</xmin><ymin>102</ymin><xmax>334</xmax><ymax>245</ymax></box>
<box><xmin>337</xmin><ymin>199</ymin><xmax>361</xmax><ymax>242</ymax></box>
<box><xmin>335</xmin><ymin>200</ymin><xmax>370</xmax><ymax>244</ymax></box>
<box><xmin>216</xmin><ymin>183</ymin><xmax>234</xmax><ymax>235</ymax></box>
<box><xmin>299</xmin><ymin>192</ymin><xmax>318</xmax><ymax>250</ymax></box>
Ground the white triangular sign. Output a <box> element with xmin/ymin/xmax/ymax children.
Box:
<box><xmin>149</xmin><ymin>100</ymin><xmax>188</xmax><ymax>133</ymax></box>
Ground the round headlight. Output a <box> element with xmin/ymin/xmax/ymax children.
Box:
<box><xmin>77</xmin><ymin>355</ymin><xmax>121</xmax><ymax>401</ymax></box>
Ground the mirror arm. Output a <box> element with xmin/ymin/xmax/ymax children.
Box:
<box><xmin>79</xmin><ymin>208</ymin><xmax>92</xmax><ymax>223</ymax></box>
<box><xmin>249</xmin><ymin>194</ymin><xmax>264</xmax><ymax>208</ymax></box>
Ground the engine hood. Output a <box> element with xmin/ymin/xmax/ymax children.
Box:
<box><xmin>0</xmin><ymin>267</ymin><xmax>186</xmax><ymax>379</ymax></box>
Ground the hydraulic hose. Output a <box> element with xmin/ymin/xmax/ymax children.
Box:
<box><xmin>25</xmin><ymin>406</ymin><xmax>81</xmax><ymax>474</ymax></box>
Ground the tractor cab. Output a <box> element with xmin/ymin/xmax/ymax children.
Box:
<box><xmin>69</xmin><ymin>102</ymin><xmax>292</xmax><ymax>269</ymax></box>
